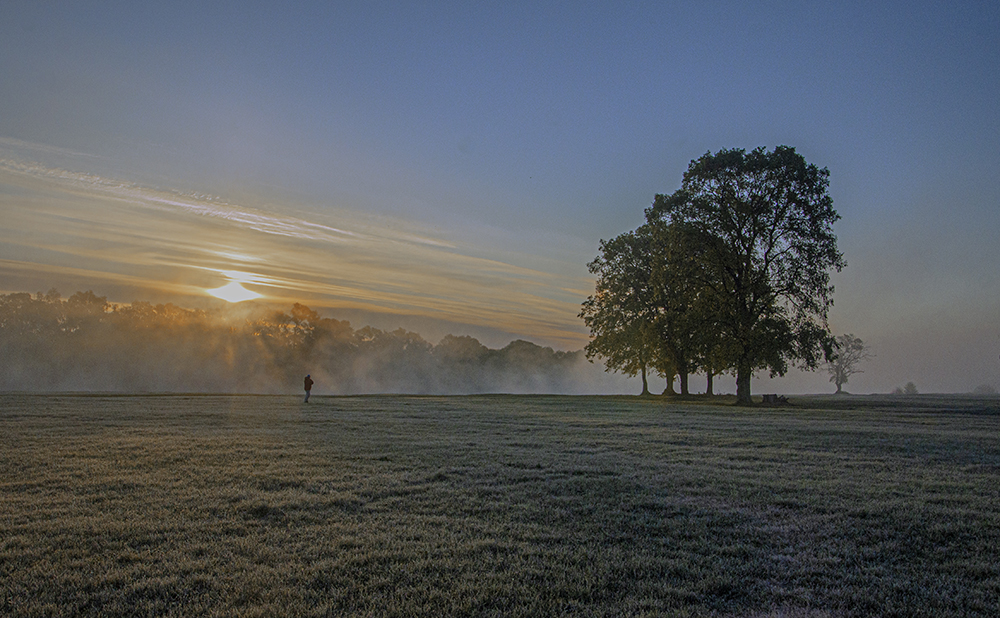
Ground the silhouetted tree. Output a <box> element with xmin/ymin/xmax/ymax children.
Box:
<box><xmin>432</xmin><ymin>334</ymin><xmax>490</xmax><ymax>392</ymax></box>
<box><xmin>580</xmin><ymin>226</ymin><xmax>661</xmax><ymax>395</ymax></box>
<box><xmin>646</xmin><ymin>221</ymin><xmax>702</xmax><ymax>395</ymax></box>
<box><xmin>62</xmin><ymin>290</ymin><xmax>110</xmax><ymax>335</ymax></box>
<box><xmin>648</xmin><ymin>220</ymin><xmax>736</xmax><ymax>396</ymax></box>
<box><xmin>826</xmin><ymin>333</ymin><xmax>873</xmax><ymax>393</ymax></box>
<box><xmin>435</xmin><ymin>334</ymin><xmax>489</xmax><ymax>363</ymax></box>
<box><xmin>352</xmin><ymin>326</ymin><xmax>435</xmax><ymax>392</ymax></box>
<box><xmin>488</xmin><ymin>340</ymin><xmax>582</xmax><ymax>393</ymax></box>
<box><xmin>648</xmin><ymin>146</ymin><xmax>844</xmax><ymax>405</ymax></box>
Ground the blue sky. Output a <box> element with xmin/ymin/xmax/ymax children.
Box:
<box><xmin>1</xmin><ymin>1</ymin><xmax>998</xmax><ymax>393</ymax></box>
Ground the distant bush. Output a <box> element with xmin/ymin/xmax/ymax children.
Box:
<box><xmin>973</xmin><ymin>384</ymin><xmax>997</xmax><ymax>395</ymax></box>
<box><xmin>892</xmin><ymin>382</ymin><xmax>918</xmax><ymax>396</ymax></box>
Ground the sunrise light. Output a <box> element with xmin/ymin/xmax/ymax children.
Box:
<box><xmin>207</xmin><ymin>281</ymin><xmax>262</xmax><ymax>303</ymax></box>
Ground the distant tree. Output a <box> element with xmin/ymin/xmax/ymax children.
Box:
<box><xmin>904</xmin><ymin>381</ymin><xmax>918</xmax><ymax>395</ymax></box>
<box><xmin>290</xmin><ymin>302</ymin><xmax>320</xmax><ymax>327</ymax></box>
<box><xmin>433</xmin><ymin>335</ymin><xmax>489</xmax><ymax>392</ymax></box>
<box><xmin>973</xmin><ymin>384</ymin><xmax>997</xmax><ymax>396</ymax></box>
<box><xmin>580</xmin><ymin>226</ymin><xmax>660</xmax><ymax>395</ymax></box>
<box><xmin>312</xmin><ymin>315</ymin><xmax>353</xmax><ymax>343</ymax></box>
<box><xmin>64</xmin><ymin>290</ymin><xmax>110</xmax><ymax>332</ymax></box>
<box><xmin>352</xmin><ymin>326</ymin><xmax>435</xmax><ymax>392</ymax></box>
<box><xmin>826</xmin><ymin>334</ymin><xmax>873</xmax><ymax>394</ymax></box>
<box><xmin>489</xmin><ymin>340</ymin><xmax>582</xmax><ymax>393</ymax></box>
<box><xmin>648</xmin><ymin>146</ymin><xmax>845</xmax><ymax>405</ymax></box>
<box><xmin>434</xmin><ymin>334</ymin><xmax>489</xmax><ymax>363</ymax></box>
<box><xmin>0</xmin><ymin>289</ymin><xmax>598</xmax><ymax>395</ymax></box>
<box><xmin>0</xmin><ymin>291</ymin><xmax>59</xmax><ymax>336</ymax></box>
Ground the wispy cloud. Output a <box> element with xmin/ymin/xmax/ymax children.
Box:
<box><xmin>0</xmin><ymin>156</ymin><xmax>360</xmax><ymax>243</ymax></box>
<box><xmin>0</xmin><ymin>136</ymin><xmax>108</xmax><ymax>162</ymax></box>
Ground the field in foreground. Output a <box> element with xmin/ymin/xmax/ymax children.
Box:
<box><xmin>2</xmin><ymin>394</ymin><xmax>999</xmax><ymax>617</ymax></box>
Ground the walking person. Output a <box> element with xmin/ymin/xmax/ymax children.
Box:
<box><xmin>303</xmin><ymin>374</ymin><xmax>314</xmax><ymax>403</ymax></box>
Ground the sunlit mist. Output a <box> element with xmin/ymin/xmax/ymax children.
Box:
<box><xmin>207</xmin><ymin>282</ymin><xmax>262</xmax><ymax>303</ymax></box>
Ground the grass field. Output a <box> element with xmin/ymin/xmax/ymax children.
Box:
<box><xmin>2</xmin><ymin>393</ymin><xmax>999</xmax><ymax>617</ymax></box>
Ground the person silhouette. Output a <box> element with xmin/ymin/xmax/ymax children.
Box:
<box><xmin>303</xmin><ymin>374</ymin><xmax>314</xmax><ymax>403</ymax></box>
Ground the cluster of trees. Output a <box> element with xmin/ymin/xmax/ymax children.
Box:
<box><xmin>0</xmin><ymin>290</ymin><xmax>596</xmax><ymax>394</ymax></box>
<box><xmin>581</xmin><ymin>146</ymin><xmax>846</xmax><ymax>404</ymax></box>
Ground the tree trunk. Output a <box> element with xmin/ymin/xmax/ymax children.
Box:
<box><xmin>663</xmin><ymin>372</ymin><xmax>676</xmax><ymax>396</ymax></box>
<box><xmin>706</xmin><ymin>371</ymin><xmax>714</xmax><ymax>396</ymax></box>
<box><xmin>735</xmin><ymin>366</ymin><xmax>752</xmax><ymax>405</ymax></box>
<box><xmin>640</xmin><ymin>364</ymin><xmax>650</xmax><ymax>396</ymax></box>
<box><xmin>678</xmin><ymin>371</ymin><xmax>689</xmax><ymax>396</ymax></box>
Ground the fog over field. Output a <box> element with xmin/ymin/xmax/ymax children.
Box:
<box><xmin>3</xmin><ymin>286</ymin><xmax>996</xmax><ymax>397</ymax></box>
<box><xmin>0</xmin><ymin>290</ymin><xmax>631</xmax><ymax>395</ymax></box>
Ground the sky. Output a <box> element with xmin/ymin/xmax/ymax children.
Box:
<box><xmin>1</xmin><ymin>1</ymin><xmax>998</xmax><ymax>394</ymax></box>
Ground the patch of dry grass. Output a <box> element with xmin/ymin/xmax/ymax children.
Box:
<box><xmin>1</xmin><ymin>393</ymin><xmax>999</xmax><ymax>616</ymax></box>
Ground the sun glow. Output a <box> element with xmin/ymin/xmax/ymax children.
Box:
<box><xmin>207</xmin><ymin>281</ymin><xmax>262</xmax><ymax>303</ymax></box>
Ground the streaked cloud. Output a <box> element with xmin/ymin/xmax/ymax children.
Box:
<box><xmin>0</xmin><ymin>143</ymin><xmax>592</xmax><ymax>348</ymax></box>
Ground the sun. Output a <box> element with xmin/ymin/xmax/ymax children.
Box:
<box><xmin>207</xmin><ymin>281</ymin><xmax>262</xmax><ymax>303</ymax></box>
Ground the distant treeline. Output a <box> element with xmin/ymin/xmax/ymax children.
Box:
<box><xmin>0</xmin><ymin>290</ymin><xmax>607</xmax><ymax>394</ymax></box>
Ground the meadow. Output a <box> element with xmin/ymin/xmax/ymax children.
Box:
<box><xmin>1</xmin><ymin>393</ymin><xmax>999</xmax><ymax>617</ymax></box>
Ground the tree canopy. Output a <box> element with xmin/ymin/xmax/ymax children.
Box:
<box><xmin>579</xmin><ymin>226</ymin><xmax>660</xmax><ymax>395</ymax></box>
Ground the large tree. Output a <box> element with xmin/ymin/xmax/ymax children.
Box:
<box><xmin>581</xmin><ymin>222</ymin><xmax>710</xmax><ymax>396</ymax></box>
<box><xmin>579</xmin><ymin>226</ymin><xmax>660</xmax><ymax>395</ymax></box>
<box><xmin>826</xmin><ymin>333</ymin><xmax>873</xmax><ymax>393</ymax></box>
<box><xmin>646</xmin><ymin>219</ymin><xmax>715</xmax><ymax>395</ymax></box>
<box><xmin>648</xmin><ymin>146</ymin><xmax>845</xmax><ymax>405</ymax></box>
